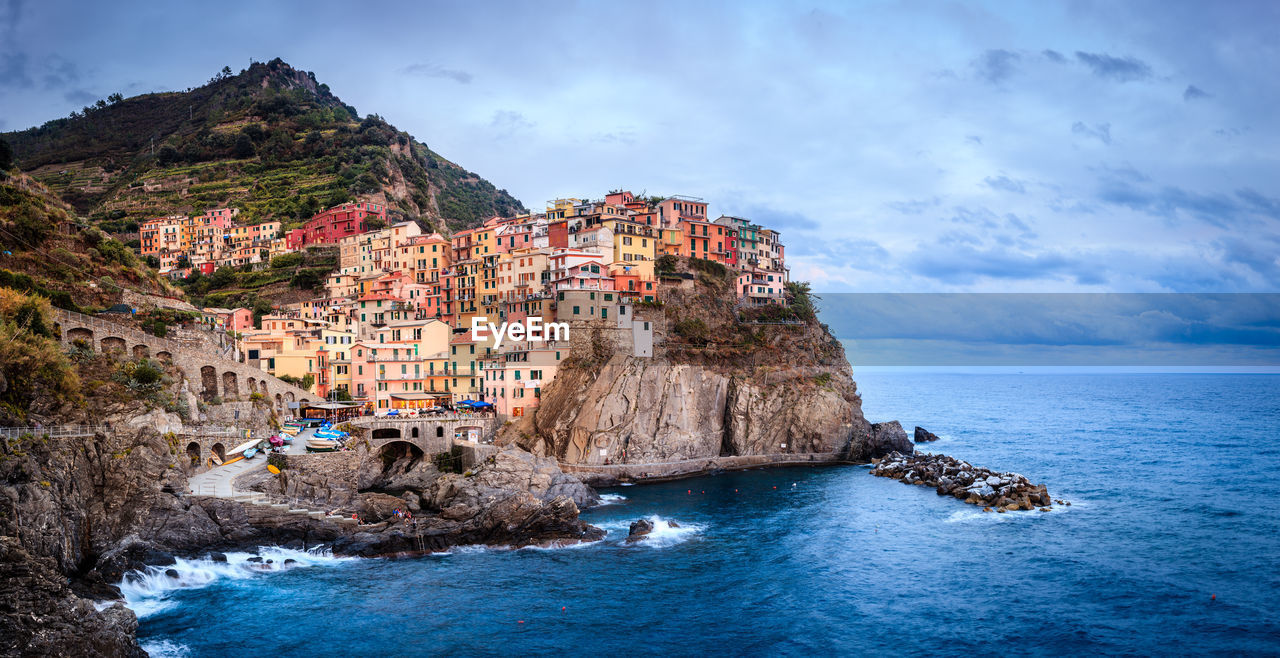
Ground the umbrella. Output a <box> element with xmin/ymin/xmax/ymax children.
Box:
<box><xmin>472</xmin><ymin>401</ymin><xmax>494</xmax><ymax>409</ymax></box>
<box><xmin>387</xmin><ymin>410</ymin><xmax>399</xmax><ymax>416</ymax></box>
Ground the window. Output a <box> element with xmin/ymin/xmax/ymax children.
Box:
<box><xmin>573</xmin><ymin>306</ymin><xmax>580</xmax><ymax>314</ymax></box>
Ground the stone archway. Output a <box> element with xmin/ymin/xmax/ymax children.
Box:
<box><xmin>372</xmin><ymin>427</ymin><xmax>401</xmax><ymax>440</ymax></box>
<box><xmin>374</xmin><ymin>440</ymin><xmax>426</xmax><ymax>483</ymax></box>
<box><xmin>101</xmin><ymin>336</ymin><xmax>126</xmax><ymax>354</ymax></box>
<box><xmin>186</xmin><ymin>441</ymin><xmax>200</xmax><ymax>466</ymax></box>
<box><xmin>436</xmin><ymin>426</ymin><xmax>444</xmax><ymax>438</ymax></box>
<box><xmin>222</xmin><ymin>371</ymin><xmax>239</xmax><ymax>400</ymax></box>
<box><xmin>210</xmin><ymin>442</ymin><xmax>227</xmax><ymax>465</ymax></box>
<box><xmin>411</xmin><ymin>426</ymin><xmax>419</xmax><ymax>438</ymax></box>
<box><xmin>258</xmin><ymin>381</ymin><xmax>268</xmax><ymax>395</ymax></box>
<box><xmin>275</xmin><ymin>393</ymin><xmax>282</xmax><ymax>409</ymax></box>
<box><xmin>132</xmin><ymin>344</ymin><xmax>150</xmax><ymax>360</ymax></box>
<box><xmin>155</xmin><ymin>350</ymin><xmax>172</xmax><ymax>361</ymax></box>
<box><xmin>67</xmin><ymin>327</ymin><xmax>94</xmax><ymax>346</ymax></box>
<box><xmin>284</xmin><ymin>392</ymin><xmax>295</xmax><ymax>404</ymax></box>
<box><xmin>200</xmin><ymin>366</ymin><xmax>218</xmax><ymax>401</ymax></box>
<box><xmin>246</xmin><ymin>377</ymin><xmax>257</xmax><ymax>398</ymax></box>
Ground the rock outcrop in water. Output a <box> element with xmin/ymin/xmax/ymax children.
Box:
<box><xmin>871</xmin><ymin>452</ymin><xmax>1054</xmax><ymax>512</ymax></box>
<box><xmin>627</xmin><ymin>518</ymin><xmax>655</xmax><ymax>542</ymax></box>
<box><xmin>914</xmin><ymin>426</ymin><xmax>940</xmax><ymax>442</ymax></box>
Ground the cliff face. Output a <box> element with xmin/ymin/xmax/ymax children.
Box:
<box><xmin>510</xmin><ymin>266</ymin><xmax>912</xmax><ymax>470</ymax></box>
<box><xmin>527</xmin><ymin>358</ymin><xmax>870</xmax><ymax>464</ymax></box>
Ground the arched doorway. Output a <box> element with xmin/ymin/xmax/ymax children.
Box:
<box><xmin>101</xmin><ymin>336</ymin><xmax>126</xmax><ymax>354</ymax></box>
<box><xmin>67</xmin><ymin>327</ymin><xmax>94</xmax><ymax>346</ymax></box>
<box><xmin>186</xmin><ymin>442</ymin><xmax>200</xmax><ymax>466</ymax></box>
<box><xmin>200</xmin><ymin>366</ymin><xmax>218</xmax><ymax>401</ymax></box>
<box><xmin>411</xmin><ymin>427</ymin><xmax>419</xmax><ymax>438</ymax></box>
<box><xmin>436</xmin><ymin>426</ymin><xmax>444</xmax><ymax>438</ymax></box>
<box><xmin>155</xmin><ymin>350</ymin><xmax>172</xmax><ymax>361</ymax></box>
<box><xmin>246</xmin><ymin>377</ymin><xmax>256</xmax><ymax>397</ymax></box>
<box><xmin>132</xmin><ymin>344</ymin><xmax>150</xmax><ymax>360</ymax></box>
<box><xmin>259</xmin><ymin>381</ymin><xmax>268</xmax><ymax>395</ymax></box>
<box><xmin>210</xmin><ymin>442</ymin><xmax>227</xmax><ymax>465</ymax></box>
<box><xmin>222</xmin><ymin>371</ymin><xmax>239</xmax><ymax>400</ymax></box>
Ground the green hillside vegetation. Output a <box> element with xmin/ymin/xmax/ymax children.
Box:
<box><xmin>3</xmin><ymin>58</ymin><xmax>525</xmax><ymax>235</ymax></box>
<box><xmin>0</xmin><ymin>288</ymin><xmax>80</xmax><ymax>423</ymax></box>
<box><xmin>177</xmin><ymin>245</ymin><xmax>338</xmax><ymax>325</ymax></box>
<box><xmin>0</xmin><ymin>176</ymin><xmax>176</xmax><ymax>311</ymax></box>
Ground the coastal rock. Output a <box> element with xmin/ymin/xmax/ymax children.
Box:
<box><xmin>865</xmin><ymin>422</ymin><xmax>913</xmax><ymax>458</ymax></box>
<box><xmin>870</xmin><ymin>452</ymin><xmax>1053</xmax><ymax>512</ymax></box>
<box><xmin>0</xmin><ymin>537</ymin><xmax>144</xmax><ymax>657</ymax></box>
<box><xmin>627</xmin><ymin>518</ymin><xmax>655</xmax><ymax>541</ymax></box>
<box><xmin>913</xmin><ymin>426</ymin><xmax>940</xmax><ymax>442</ymax></box>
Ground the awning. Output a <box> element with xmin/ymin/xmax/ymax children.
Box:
<box><xmin>304</xmin><ymin>402</ymin><xmax>362</xmax><ymax>410</ymax></box>
<box><xmin>390</xmin><ymin>393</ymin><xmax>435</xmax><ymax>401</ymax></box>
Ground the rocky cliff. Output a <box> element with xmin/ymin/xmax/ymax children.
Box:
<box><xmin>508</xmin><ymin>263</ymin><xmax>912</xmax><ymax>474</ymax></box>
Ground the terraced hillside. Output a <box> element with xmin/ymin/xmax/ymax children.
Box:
<box><xmin>0</xmin><ymin>175</ymin><xmax>177</xmax><ymax>311</ymax></box>
<box><xmin>3</xmin><ymin>58</ymin><xmax>525</xmax><ymax>233</ymax></box>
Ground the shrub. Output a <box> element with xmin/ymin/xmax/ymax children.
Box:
<box><xmin>270</xmin><ymin>253</ymin><xmax>303</xmax><ymax>269</ymax></box>
<box><xmin>673</xmin><ymin>318</ymin><xmax>709</xmax><ymax>342</ymax></box>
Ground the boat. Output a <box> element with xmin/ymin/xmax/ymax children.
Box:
<box><xmin>222</xmin><ymin>455</ymin><xmax>244</xmax><ymax>466</ymax></box>
<box><xmin>243</xmin><ymin>447</ymin><xmax>258</xmax><ymax>459</ymax></box>
<box><xmin>305</xmin><ymin>438</ymin><xmax>340</xmax><ymax>453</ymax></box>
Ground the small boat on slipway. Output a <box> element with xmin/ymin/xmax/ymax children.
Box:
<box><xmin>305</xmin><ymin>438</ymin><xmax>341</xmax><ymax>453</ymax></box>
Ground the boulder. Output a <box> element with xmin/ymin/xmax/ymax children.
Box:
<box><xmin>913</xmin><ymin>426</ymin><xmax>940</xmax><ymax>442</ymax></box>
<box><xmin>627</xmin><ymin>519</ymin><xmax>655</xmax><ymax>542</ymax></box>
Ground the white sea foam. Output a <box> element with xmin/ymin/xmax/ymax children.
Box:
<box><xmin>139</xmin><ymin>639</ymin><xmax>191</xmax><ymax>658</ymax></box>
<box><xmin>599</xmin><ymin>515</ymin><xmax>704</xmax><ymax>547</ymax></box>
<box><xmin>596</xmin><ymin>493</ymin><xmax>627</xmax><ymax>505</ymax></box>
<box><xmin>113</xmin><ymin>546</ymin><xmax>351</xmax><ymax>618</ymax></box>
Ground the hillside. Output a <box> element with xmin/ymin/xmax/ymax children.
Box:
<box><xmin>2</xmin><ymin>58</ymin><xmax>525</xmax><ymax>233</ymax></box>
<box><xmin>0</xmin><ymin>175</ymin><xmax>178</xmax><ymax>311</ymax></box>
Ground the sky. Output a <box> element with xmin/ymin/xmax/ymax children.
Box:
<box><xmin>1</xmin><ymin>0</ymin><xmax>1278</xmax><ymax>295</ymax></box>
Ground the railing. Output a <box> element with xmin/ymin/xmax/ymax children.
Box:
<box><xmin>0</xmin><ymin>425</ymin><xmax>107</xmax><ymax>439</ymax></box>
<box><xmin>0</xmin><ymin>424</ymin><xmax>245</xmax><ymax>439</ymax></box>
<box><xmin>54</xmin><ymin>309</ymin><xmax>189</xmax><ymax>355</ymax></box>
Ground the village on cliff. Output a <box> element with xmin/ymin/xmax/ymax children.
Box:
<box><xmin>137</xmin><ymin>190</ymin><xmax>790</xmax><ymax>418</ymax></box>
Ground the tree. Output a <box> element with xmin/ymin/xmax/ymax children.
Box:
<box><xmin>233</xmin><ymin>133</ymin><xmax>256</xmax><ymax>158</ymax></box>
<box><xmin>107</xmin><ymin>92</ymin><xmax>124</xmax><ymax>104</ymax></box>
<box><xmin>6</xmin><ymin>204</ymin><xmax>52</xmax><ymax>248</ymax></box>
<box><xmin>0</xmin><ymin>138</ymin><xmax>11</xmax><ymax>173</ymax></box>
<box><xmin>290</xmin><ymin>268</ymin><xmax>324</xmax><ymax>290</ymax></box>
<box><xmin>208</xmin><ymin>266</ymin><xmax>237</xmax><ymax>289</ymax></box>
<box><xmin>156</xmin><ymin>145</ymin><xmax>180</xmax><ymax>165</ymax></box>
<box><xmin>785</xmin><ymin>281</ymin><xmax>818</xmax><ymax>322</ymax></box>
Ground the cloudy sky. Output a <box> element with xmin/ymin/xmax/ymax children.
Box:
<box><xmin>2</xmin><ymin>0</ymin><xmax>1277</xmax><ymax>294</ymax></box>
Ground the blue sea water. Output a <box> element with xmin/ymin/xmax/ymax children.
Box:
<box><xmin>130</xmin><ymin>373</ymin><xmax>1280</xmax><ymax>656</ymax></box>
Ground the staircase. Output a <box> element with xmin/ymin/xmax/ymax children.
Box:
<box><xmin>188</xmin><ymin>453</ymin><xmax>357</xmax><ymax>526</ymax></box>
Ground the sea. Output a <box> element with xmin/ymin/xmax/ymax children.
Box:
<box><xmin>124</xmin><ymin>372</ymin><xmax>1280</xmax><ymax>656</ymax></box>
